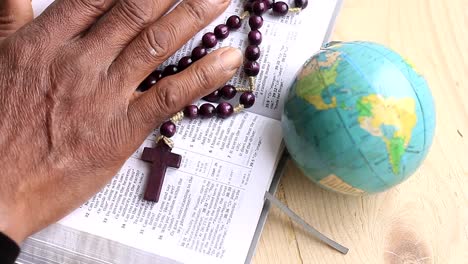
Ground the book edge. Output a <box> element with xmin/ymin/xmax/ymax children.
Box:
<box><xmin>243</xmin><ymin>0</ymin><xmax>344</xmax><ymax>262</ymax></box>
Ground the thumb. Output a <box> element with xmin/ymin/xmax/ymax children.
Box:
<box><xmin>128</xmin><ymin>47</ymin><xmax>243</xmax><ymax>136</ymax></box>
<box><xmin>0</xmin><ymin>0</ymin><xmax>33</xmax><ymax>40</ymax></box>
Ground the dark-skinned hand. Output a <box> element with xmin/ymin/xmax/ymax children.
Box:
<box><xmin>0</xmin><ymin>0</ymin><xmax>242</xmax><ymax>243</ymax></box>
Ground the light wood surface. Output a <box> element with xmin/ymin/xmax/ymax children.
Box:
<box><xmin>253</xmin><ymin>0</ymin><xmax>468</xmax><ymax>263</ymax></box>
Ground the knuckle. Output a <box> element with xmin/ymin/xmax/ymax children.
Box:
<box><xmin>191</xmin><ymin>63</ymin><xmax>217</xmax><ymax>92</ymax></box>
<box><xmin>51</xmin><ymin>53</ymin><xmax>84</xmax><ymax>77</ymax></box>
<box><xmin>184</xmin><ymin>0</ymin><xmax>231</xmax><ymax>22</ymax></box>
<box><xmin>155</xmin><ymin>80</ymin><xmax>180</xmax><ymax>113</ymax></box>
<box><xmin>183</xmin><ymin>0</ymin><xmax>210</xmax><ymax>24</ymax></box>
<box><xmin>118</xmin><ymin>0</ymin><xmax>152</xmax><ymax>28</ymax></box>
<box><xmin>77</xmin><ymin>0</ymin><xmax>108</xmax><ymax>12</ymax></box>
<box><xmin>16</xmin><ymin>22</ymin><xmax>51</xmax><ymax>47</ymax></box>
<box><xmin>4</xmin><ymin>29</ymin><xmax>50</xmax><ymax>64</ymax></box>
<box><xmin>48</xmin><ymin>48</ymin><xmax>103</xmax><ymax>94</ymax></box>
<box><xmin>142</xmin><ymin>26</ymin><xmax>172</xmax><ymax>59</ymax></box>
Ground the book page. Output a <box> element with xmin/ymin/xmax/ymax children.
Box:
<box><xmin>52</xmin><ymin>111</ymin><xmax>282</xmax><ymax>264</ymax></box>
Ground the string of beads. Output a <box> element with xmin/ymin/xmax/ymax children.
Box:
<box><xmin>137</xmin><ymin>0</ymin><xmax>309</xmax><ymax>145</ymax></box>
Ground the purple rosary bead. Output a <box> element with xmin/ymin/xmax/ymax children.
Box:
<box><xmin>244</xmin><ymin>1</ymin><xmax>253</xmax><ymax>12</ymax></box>
<box><xmin>178</xmin><ymin>56</ymin><xmax>193</xmax><ymax>71</ymax></box>
<box><xmin>151</xmin><ymin>70</ymin><xmax>162</xmax><ymax>80</ymax></box>
<box><xmin>202</xmin><ymin>32</ymin><xmax>218</xmax><ymax>48</ymax></box>
<box><xmin>263</xmin><ymin>0</ymin><xmax>274</xmax><ymax>9</ymax></box>
<box><xmin>139</xmin><ymin>69</ymin><xmax>161</xmax><ymax>91</ymax></box>
<box><xmin>161</xmin><ymin>65</ymin><xmax>178</xmax><ymax>77</ymax></box>
<box><xmin>184</xmin><ymin>105</ymin><xmax>199</xmax><ymax>119</ymax></box>
<box><xmin>245</xmin><ymin>45</ymin><xmax>261</xmax><ymax>61</ymax></box>
<box><xmin>203</xmin><ymin>90</ymin><xmax>221</xmax><ymax>102</ymax></box>
<box><xmin>220</xmin><ymin>85</ymin><xmax>237</xmax><ymax>99</ymax></box>
<box><xmin>240</xmin><ymin>92</ymin><xmax>256</xmax><ymax>108</ymax></box>
<box><xmin>139</xmin><ymin>77</ymin><xmax>155</xmax><ymax>92</ymax></box>
<box><xmin>214</xmin><ymin>24</ymin><xmax>230</xmax><ymax>39</ymax></box>
<box><xmin>272</xmin><ymin>1</ymin><xmax>289</xmax><ymax>16</ymax></box>
<box><xmin>160</xmin><ymin>121</ymin><xmax>177</xmax><ymax>138</ymax></box>
<box><xmin>244</xmin><ymin>61</ymin><xmax>260</xmax><ymax>76</ymax></box>
<box><xmin>192</xmin><ymin>46</ymin><xmax>207</xmax><ymax>61</ymax></box>
<box><xmin>248</xmin><ymin>30</ymin><xmax>262</xmax><ymax>45</ymax></box>
<box><xmin>226</xmin><ymin>15</ymin><xmax>242</xmax><ymax>30</ymax></box>
<box><xmin>252</xmin><ymin>1</ymin><xmax>267</xmax><ymax>15</ymax></box>
<box><xmin>216</xmin><ymin>102</ymin><xmax>234</xmax><ymax>119</ymax></box>
<box><xmin>295</xmin><ymin>0</ymin><xmax>308</xmax><ymax>9</ymax></box>
<box><xmin>137</xmin><ymin>84</ymin><xmax>147</xmax><ymax>92</ymax></box>
<box><xmin>143</xmin><ymin>75</ymin><xmax>157</xmax><ymax>86</ymax></box>
<box><xmin>249</xmin><ymin>15</ymin><xmax>263</xmax><ymax>30</ymax></box>
<box><xmin>200</xmin><ymin>103</ymin><xmax>216</xmax><ymax>118</ymax></box>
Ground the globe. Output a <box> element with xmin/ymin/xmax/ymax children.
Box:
<box><xmin>282</xmin><ymin>41</ymin><xmax>436</xmax><ymax>195</ymax></box>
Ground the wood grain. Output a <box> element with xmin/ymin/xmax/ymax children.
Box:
<box><xmin>253</xmin><ymin>0</ymin><xmax>468</xmax><ymax>263</ymax></box>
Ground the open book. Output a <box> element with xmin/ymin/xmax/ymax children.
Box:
<box><xmin>19</xmin><ymin>1</ymin><xmax>341</xmax><ymax>263</ymax></box>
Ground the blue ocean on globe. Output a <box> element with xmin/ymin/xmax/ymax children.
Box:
<box><xmin>282</xmin><ymin>41</ymin><xmax>436</xmax><ymax>195</ymax></box>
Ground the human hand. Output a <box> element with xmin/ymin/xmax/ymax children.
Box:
<box><xmin>0</xmin><ymin>0</ymin><xmax>241</xmax><ymax>244</ymax></box>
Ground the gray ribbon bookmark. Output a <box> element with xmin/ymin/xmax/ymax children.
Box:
<box><xmin>264</xmin><ymin>191</ymin><xmax>349</xmax><ymax>255</ymax></box>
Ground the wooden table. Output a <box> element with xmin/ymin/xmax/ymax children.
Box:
<box><xmin>253</xmin><ymin>0</ymin><xmax>468</xmax><ymax>263</ymax></box>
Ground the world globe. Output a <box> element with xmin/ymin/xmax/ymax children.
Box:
<box><xmin>282</xmin><ymin>41</ymin><xmax>436</xmax><ymax>195</ymax></box>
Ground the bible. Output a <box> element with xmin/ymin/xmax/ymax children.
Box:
<box><xmin>18</xmin><ymin>0</ymin><xmax>342</xmax><ymax>263</ymax></box>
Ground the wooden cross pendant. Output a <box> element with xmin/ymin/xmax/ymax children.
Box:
<box><xmin>141</xmin><ymin>140</ymin><xmax>182</xmax><ymax>202</ymax></box>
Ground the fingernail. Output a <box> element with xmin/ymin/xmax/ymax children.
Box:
<box><xmin>220</xmin><ymin>47</ymin><xmax>243</xmax><ymax>71</ymax></box>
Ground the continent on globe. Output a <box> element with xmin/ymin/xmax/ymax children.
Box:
<box><xmin>295</xmin><ymin>51</ymin><xmax>341</xmax><ymax>110</ymax></box>
<box><xmin>357</xmin><ymin>95</ymin><xmax>417</xmax><ymax>174</ymax></box>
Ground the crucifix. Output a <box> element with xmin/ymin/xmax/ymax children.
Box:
<box><xmin>141</xmin><ymin>140</ymin><xmax>182</xmax><ymax>202</ymax></box>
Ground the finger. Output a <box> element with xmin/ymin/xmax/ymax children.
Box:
<box><xmin>128</xmin><ymin>47</ymin><xmax>242</xmax><ymax>133</ymax></box>
<box><xmin>31</xmin><ymin>0</ymin><xmax>116</xmax><ymax>43</ymax></box>
<box><xmin>80</xmin><ymin>0</ymin><xmax>176</xmax><ymax>62</ymax></box>
<box><xmin>0</xmin><ymin>0</ymin><xmax>33</xmax><ymax>40</ymax></box>
<box><xmin>110</xmin><ymin>0</ymin><xmax>230</xmax><ymax>90</ymax></box>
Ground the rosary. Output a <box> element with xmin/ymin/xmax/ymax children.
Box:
<box><xmin>138</xmin><ymin>0</ymin><xmax>309</xmax><ymax>203</ymax></box>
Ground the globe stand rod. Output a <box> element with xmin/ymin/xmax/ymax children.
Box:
<box><xmin>264</xmin><ymin>191</ymin><xmax>349</xmax><ymax>255</ymax></box>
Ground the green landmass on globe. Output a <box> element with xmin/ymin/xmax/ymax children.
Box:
<box><xmin>282</xmin><ymin>41</ymin><xmax>435</xmax><ymax>195</ymax></box>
